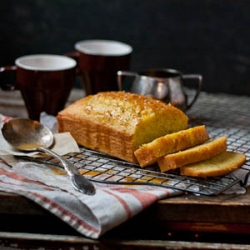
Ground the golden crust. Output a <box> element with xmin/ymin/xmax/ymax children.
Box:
<box><xmin>180</xmin><ymin>151</ymin><xmax>246</xmax><ymax>177</ymax></box>
<box><xmin>157</xmin><ymin>136</ymin><xmax>227</xmax><ymax>172</ymax></box>
<box><xmin>57</xmin><ymin>91</ymin><xmax>188</xmax><ymax>163</ymax></box>
<box><xmin>134</xmin><ymin>125</ymin><xmax>210</xmax><ymax>167</ymax></box>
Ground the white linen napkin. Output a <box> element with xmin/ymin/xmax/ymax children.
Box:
<box><xmin>0</xmin><ymin>155</ymin><xmax>180</xmax><ymax>239</ymax></box>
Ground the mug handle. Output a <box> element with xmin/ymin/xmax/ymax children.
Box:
<box><xmin>117</xmin><ymin>70</ymin><xmax>138</xmax><ymax>91</ymax></box>
<box><xmin>182</xmin><ymin>74</ymin><xmax>203</xmax><ymax>110</ymax></box>
<box><xmin>0</xmin><ymin>65</ymin><xmax>17</xmax><ymax>90</ymax></box>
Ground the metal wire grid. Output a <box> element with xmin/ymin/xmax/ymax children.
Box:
<box><xmin>31</xmin><ymin>92</ymin><xmax>250</xmax><ymax>196</ymax></box>
<box><xmin>35</xmin><ymin>120</ymin><xmax>250</xmax><ymax>196</ymax></box>
<box><xmin>33</xmin><ymin>124</ymin><xmax>246</xmax><ymax>196</ymax></box>
<box><xmin>186</xmin><ymin>91</ymin><xmax>250</xmax><ymax>130</ymax></box>
<box><xmin>58</xmin><ymin>148</ymin><xmax>243</xmax><ymax>196</ymax></box>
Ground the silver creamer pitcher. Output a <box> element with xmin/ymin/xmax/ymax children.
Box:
<box><xmin>117</xmin><ymin>68</ymin><xmax>202</xmax><ymax>111</ymax></box>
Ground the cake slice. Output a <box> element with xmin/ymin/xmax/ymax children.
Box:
<box><xmin>157</xmin><ymin>136</ymin><xmax>227</xmax><ymax>172</ymax></box>
<box><xmin>180</xmin><ymin>151</ymin><xmax>246</xmax><ymax>177</ymax></box>
<box><xmin>57</xmin><ymin>91</ymin><xmax>188</xmax><ymax>163</ymax></box>
<box><xmin>134</xmin><ymin>125</ymin><xmax>210</xmax><ymax>167</ymax></box>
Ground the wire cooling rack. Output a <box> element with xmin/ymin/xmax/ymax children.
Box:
<box><xmin>27</xmin><ymin>124</ymin><xmax>249</xmax><ymax>196</ymax></box>
<box><xmin>21</xmin><ymin>92</ymin><xmax>250</xmax><ymax>196</ymax></box>
<box><xmin>63</xmin><ymin>146</ymin><xmax>249</xmax><ymax>196</ymax></box>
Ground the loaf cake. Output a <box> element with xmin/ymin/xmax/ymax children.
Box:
<box><xmin>157</xmin><ymin>136</ymin><xmax>227</xmax><ymax>172</ymax></box>
<box><xmin>180</xmin><ymin>151</ymin><xmax>246</xmax><ymax>177</ymax></box>
<box><xmin>57</xmin><ymin>91</ymin><xmax>188</xmax><ymax>162</ymax></box>
<box><xmin>134</xmin><ymin>125</ymin><xmax>210</xmax><ymax>167</ymax></box>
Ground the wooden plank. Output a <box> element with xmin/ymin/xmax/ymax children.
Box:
<box><xmin>154</xmin><ymin>186</ymin><xmax>250</xmax><ymax>224</ymax></box>
<box><xmin>2</xmin><ymin>187</ymin><xmax>250</xmax><ymax>221</ymax></box>
<box><xmin>2</xmin><ymin>188</ymin><xmax>250</xmax><ymax>234</ymax></box>
<box><xmin>0</xmin><ymin>192</ymin><xmax>47</xmax><ymax>215</ymax></box>
<box><xmin>1</xmin><ymin>232</ymin><xmax>250</xmax><ymax>250</ymax></box>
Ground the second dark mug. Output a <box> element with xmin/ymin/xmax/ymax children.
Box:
<box><xmin>70</xmin><ymin>40</ymin><xmax>133</xmax><ymax>95</ymax></box>
<box><xmin>117</xmin><ymin>68</ymin><xmax>202</xmax><ymax>111</ymax></box>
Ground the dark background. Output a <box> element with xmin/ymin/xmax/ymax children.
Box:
<box><xmin>1</xmin><ymin>0</ymin><xmax>250</xmax><ymax>96</ymax></box>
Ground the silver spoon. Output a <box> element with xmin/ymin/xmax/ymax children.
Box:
<box><xmin>1</xmin><ymin>118</ymin><xmax>95</xmax><ymax>195</ymax></box>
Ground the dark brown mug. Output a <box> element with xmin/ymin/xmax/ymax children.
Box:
<box><xmin>0</xmin><ymin>54</ymin><xmax>76</xmax><ymax>120</ymax></box>
<box><xmin>68</xmin><ymin>40</ymin><xmax>132</xmax><ymax>95</ymax></box>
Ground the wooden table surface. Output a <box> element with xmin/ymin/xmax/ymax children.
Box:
<box><xmin>1</xmin><ymin>188</ymin><xmax>250</xmax><ymax>249</ymax></box>
<box><xmin>1</xmin><ymin>88</ymin><xmax>250</xmax><ymax>249</ymax></box>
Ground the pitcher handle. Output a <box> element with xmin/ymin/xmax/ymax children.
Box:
<box><xmin>0</xmin><ymin>65</ymin><xmax>17</xmax><ymax>90</ymax></box>
<box><xmin>117</xmin><ymin>70</ymin><xmax>138</xmax><ymax>91</ymax></box>
<box><xmin>182</xmin><ymin>74</ymin><xmax>203</xmax><ymax>110</ymax></box>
